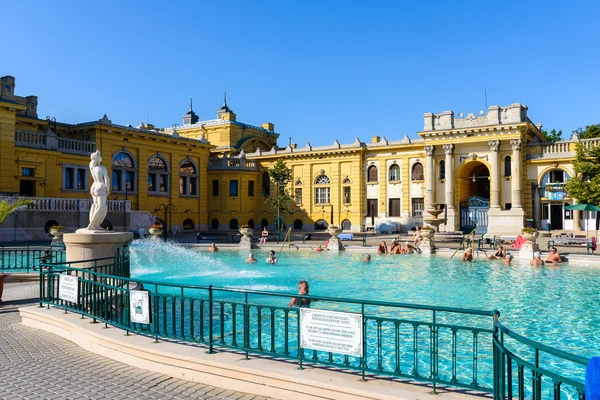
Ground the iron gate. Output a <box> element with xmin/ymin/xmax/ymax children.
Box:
<box><xmin>460</xmin><ymin>196</ymin><xmax>490</xmax><ymax>233</ymax></box>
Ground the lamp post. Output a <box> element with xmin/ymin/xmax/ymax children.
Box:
<box><xmin>153</xmin><ymin>203</ymin><xmax>177</xmax><ymax>242</ymax></box>
<box><xmin>276</xmin><ymin>177</ymin><xmax>284</xmax><ymax>242</ymax></box>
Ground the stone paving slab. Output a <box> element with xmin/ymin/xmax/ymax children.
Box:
<box><xmin>0</xmin><ymin>282</ymin><xmax>275</xmax><ymax>400</ymax></box>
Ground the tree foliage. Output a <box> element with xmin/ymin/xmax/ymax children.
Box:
<box><xmin>540</xmin><ymin>129</ymin><xmax>563</xmax><ymax>142</ymax></box>
<box><xmin>0</xmin><ymin>199</ymin><xmax>34</xmax><ymax>225</ymax></box>
<box><xmin>573</xmin><ymin>124</ymin><xmax>600</xmax><ymax>140</ymax></box>
<box><xmin>264</xmin><ymin>159</ymin><xmax>294</xmax><ymax>214</ymax></box>
<box><xmin>565</xmin><ymin>142</ymin><xmax>600</xmax><ymax>205</ymax></box>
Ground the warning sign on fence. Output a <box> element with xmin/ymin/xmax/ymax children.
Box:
<box><xmin>300</xmin><ymin>309</ymin><xmax>363</xmax><ymax>357</ymax></box>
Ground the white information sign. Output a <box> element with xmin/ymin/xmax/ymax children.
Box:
<box><xmin>58</xmin><ymin>274</ymin><xmax>79</xmax><ymax>304</ymax></box>
<box><xmin>130</xmin><ymin>290</ymin><xmax>151</xmax><ymax>324</ymax></box>
<box><xmin>300</xmin><ymin>309</ymin><xmax>363</xmax><ymax>357</ymax></box>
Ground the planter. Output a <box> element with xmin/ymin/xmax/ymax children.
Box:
<box><xmin>421</xmin><ymin>229</ymin><xmax>435</xmax><ymax>239</ymax></box>
<box><xmin>49</xmin><ymin>227</ymin><xmax>65</xmax><ymax>241</ymax></box>
<box><xmin>239</xmin><ymin>227</ymin><xmax>254</xmax><ymax>237</ymax></box>
<box><xmin>327</xmin><ymin>226</ymin><xmax>343</xmax><ymax>237</ymax></box>
<box><xmin>522</xmin><ymin>231</ymin><xmax>539</xmax><ymax>242</ymax></box>
<box><xmin>149</xmin><ymin>227</ymin><xmax>163</xmax><ymax>238</ymax></box>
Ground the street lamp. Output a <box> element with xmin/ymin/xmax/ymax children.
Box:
<box><xmin>277</xmin><ymin>177</ymin><xmax>284</xmax><ymax>242</ymax></box>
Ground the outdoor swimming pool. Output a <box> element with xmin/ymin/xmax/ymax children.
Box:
<box><xmin>130</xmin><ymin>241</ymin><xmax>600</xmax><ymax>359</ymax></box>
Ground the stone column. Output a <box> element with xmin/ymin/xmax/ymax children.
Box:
<box><xmin>510</xmin><ymin>139</ymin><xmax>523</xmax><ymax>209</ymax></box>
<box><xmin>532</xmin><ymin>183</ymin><xmax>542</xmax><ymax>229</ymax></box>
<box><xmin>488</xmin><ymin>140</ymin><xmax>501</xmax><ymax>209</ymax></box>
<box><xmin>572</xmin><ymin>199</ymin><xmax>582</xmax><ymax>231</ymax></box>
<box><xmin>443</xmin><ymin>144</ymin><xmax>455</xmax><ymax>210</ymax></box>
<box><xmin>424</xmin><ymin>145</ymin><xmax>435</xmax><ymax>209</ymax></box>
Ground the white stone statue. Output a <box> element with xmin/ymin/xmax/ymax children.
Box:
<box><xmin>86</xmin><ymin>150</ymin><xmax>110</xmax><ymax>231</ymax></box>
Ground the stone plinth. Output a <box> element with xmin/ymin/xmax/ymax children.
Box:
<box><xmin>518</xmin><ymin>241</ymin><xmax>540</xmax><ymax>260</ymax></box>
<box><xmin>63</xmin><ymin>232</ymin><xmax>133</xmax><ymax>267</ymax></box>
<box><xmin>326</xmin><ymin>237</ymin><xmax>344</xmax><ymax>252</ymax></box>
<box><xmin>419</xmin><ymin>238</ymin><xmax>434</xmax><ymax>256</ymax></box>
<box><xmin>239</xmin><ymin>235</ymin><xmax>252</xmax><ymax>250</ymax></box>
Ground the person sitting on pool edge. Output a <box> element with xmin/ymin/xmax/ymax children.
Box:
<box><xmin>208</xmin><ymin>242</ymin><xmax>218</xmax><ymax>253</ymax></box>
<box><xmin>377</xmin><ymin>241</ymin><xmax>388</xmax><ymax>254</ymax></box>
<box><xmin>530</xmin><ymin>251</ymin><xmax>544</xmax><ymax>266</ymax></box>
<box><xmin>462</xmin><ymin>248</ymin><xmax>473</xmax><ymax>262</ymax></box>
<box><xmin>259</xmin><ymin>226</ymin><xmax>269</xmax><ymax>244</ymax></box>
<box><xmin>245</xmin><ymin>253</ymin><xmax>257</xmax><ymax>263</ymax></box>
<box><xmin>546</xmin><ymin>247</ymin><xmax>562</xmax><ymax>264</ymax></box>
<box><xmin>315</xmin><ymin>244</ymin><xmax>324</xmax><ymax>252</ymax></box>
<box><xmin>401</xmin><ymin>241</ymin><xmax>416</xmax><ymax>254</ymax></box>
<box><xmin>288</xmin><ymin>280</ymin><xmax>314</xmax><ymax>308</ymax></box>
<box><xmin>413</xmin><ymin>226</ymin><xmax>422</xmax><ymax>247</ymax></box>
<box><xmin>266</xmin><ymin>250</ymin><xmax>278</xmax><ymax>264</ymax></box>
<box><xmin>389</xmin><ymin>240</ymin><xmax>399</xmax><ymax>253</ymax></box>
<box><xmin>487</xmin><ymin>245</ymin><xmax>506</xmax><ymax>260</ymax></box>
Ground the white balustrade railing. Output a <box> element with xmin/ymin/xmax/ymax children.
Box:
<box><xmin>14</xmin><ymin>130</ymin><xmax>46</xmax><ymax>149</ymax></box>
<box><xmin>527</xmin><ymin>137</ymin><xmax>600</xmax><ymax>159</ymax></box>
<box><xmin>15</xmin><ymin>130</ymin><xmax>96</xmax><ymax>156</ymax></box>
<box><xmin>0</xmin><ymin>196</ymin><xmax>130</xmax><ymax>213</ymax></box>
<box><xmin>57</xmin><ymin>137</ymin><xmax>96</xmax><ymax>155</ymax></box>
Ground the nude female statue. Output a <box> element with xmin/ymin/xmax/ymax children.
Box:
<box><xmin>86</xmin><ymin>150</ymin><xmax>110</xmax><ymax>231</ymax></box>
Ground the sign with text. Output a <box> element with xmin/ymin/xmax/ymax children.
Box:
<box><xmin>300</xmin><ymin>309</ymin><xmax>363</xmax><ymax>357</ymax></box>
<box><xmin>58</xmin><ymin>274</ymin><xmax>79</xmax><ymax>304</ymax></box>
<box><xmin>130</xmin><ymin>290</ymin><xmax>151</xmax><ymax>324</ymax></box>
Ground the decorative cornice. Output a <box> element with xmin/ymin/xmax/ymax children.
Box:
<box><xmin>510</xmin><ymin>138</ymin><xmax>522</xmax><ymax>151</ymax></box>
<box><xmin>442</xmin><ymin>144</ymin><xmax>454</xmax><ymax>155</ymax></box>
<box><xmin>488</xmin><ymin>140</ymin><xmax>500</xmax><ymax>152</ymax></box>
<box><xmin>424</xmin><ymin>145</ymin><xmax>435</xmax><ymax>157</ymax></box>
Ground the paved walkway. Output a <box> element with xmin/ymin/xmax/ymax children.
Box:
<box><xmin>0</xmin><ymin>282</ymin><xmax>274</xmax><ymax>400</ymax></box>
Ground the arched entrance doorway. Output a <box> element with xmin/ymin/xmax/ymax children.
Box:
<box><xmin>458</xmin><ymin>161</ymin><xmax>491</xmax><ymax>233</ymax></box>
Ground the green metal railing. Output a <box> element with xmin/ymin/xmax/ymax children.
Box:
<box><xmin>38</xmin><ymin>256</ymin><xmax>589</xmax><ymax>399</ymax></box>
<box><xmin>1</xmin><ymin>245</ymin><xmax>65</xmax><ymax>273</ymax></box>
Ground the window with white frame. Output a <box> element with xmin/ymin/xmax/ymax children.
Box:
<box><xmin>295</xmin><ymin>188</ymin><xmax>303</xmax><ymax>205</ymax></box>
<box><xmin>62</xmin><ymin>165</ymin><xmax>88</xmax><ymax>191</ymax></box>
<box><xmin>112</xmin><ymin>152</ymin><xmax>136</xmax><ymax>193</ymax></box>
<box><xmin>389</xmin><ymin>164</ymin><xmax>400</xmax><ymax>182</ymax></box>
<box><xmin>412</xmin><ymin>197</ymin><xmax>425</xmax><ymax>217</ymax></box>
<box><xmin>179</xmin><ymin>160</ymin><xmax>198</xmax><ymax>196</ymax></box>
<box><xmin>314</xmin><ymin>174</ymin><xmax>331</xmax><ymax>204</ymax></box>
<box><xmin>148</xmin><ymin>155</ymin><xmax>169</xmax><ymax>194</ymax></box>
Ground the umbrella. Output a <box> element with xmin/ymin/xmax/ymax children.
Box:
<box><xmin>564</xmin><ymin>203</ymin><xmax>600</xmax><ymax>237</ymax></box>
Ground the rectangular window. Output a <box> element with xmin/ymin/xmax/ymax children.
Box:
<box><xmin>22</xmin><ymin>167</ymin><xmax>35</xmax><ymax>177</ymax></box>
<box><xmin>411</xmin><ymin>197</ymin><xmax>424</xmax><ymax>217</ymax></box>
<box><xmin>295</xmin><ymin>188</ymin><xmax>303</xmax><ymax>205</ymax></box>
<box><xmin>315</xmin><ymin>187</ymin><xmax>330</xmax><ymax>204</ymax></box>
<box><xmin>77</xmin><ymin>169</ymin><xmax>86</xmax><ymax>190</ymax></box>
<box><xmin>189</xmin><ymin>177</ymin><xmax>197</xmax><ymax>196</ymax></box>
<box><xmin>505</xmin><ymin>203</ymin><xmax>512</xmax><ymax>210</ymax></box>
<box><xmin>112</xmin><ymin>170</ymin><xmax>122</xmax><ymax>192</ymax></box>
<box><xmin>148</xmin><ymin>175</ymin><xmax>156</xmax><ymax>192</ymax></box>
<box><xmin>65</xmin><ymin>168</ymin><xmax>74</xmax><ymax>190</ymax></box>
<box><xmin>389</xmin><ymin>198</ymin><xmax>401</xmax><ymax>217</ymax></box>
<box><xmin>125</xmin><ymin>171</ymin><xmax>135</xmax><ymax>192</ymax></box>
<box><xmin>230</xmin><ymin>180</ymin><xmax>239</xmax><ymax>196</ymax></box>
<box><xmin>212</xmin><ymin>180</ymin><xmax>219</xmax><ymax>196</ymax></box>
<box><xmin>343</xmin><ymin>186</ymin><xmax>351</xmax><ymax>204</ymax></box>
<box><xmin>367</xmin><ymin>199</ymin><xmax>378</xmax><ymax>217</ymax></box>
<box><xmin>248</xmin><ymin>180</ymin><xmax>255</xmax><ymax>197</ymax></box>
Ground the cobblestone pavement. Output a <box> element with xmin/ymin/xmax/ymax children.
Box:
<box><xmin>0</xmin><ymin>282</ymin><xmax>274</xmax><ymax>400</ymax></box>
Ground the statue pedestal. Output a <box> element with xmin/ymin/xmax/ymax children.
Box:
<box><xmin>64</xmin><ymin>232</ymin><xmax>133</xmax><ymax>268</ymax></box>
<box><xmin>326</xmin><ymin>237</ymin><xmax>344</xmax><ymax>252</ymax></box>
<box><xmin>518</xmin><ymin>241</ymin><xmax>540</xmax><ymax>260</ymax></box>
<box><xmin>239</xmin><ymin>235</ymin><xmax>252</xmax><ymax>250</ymax></box>
<box><xmin>419</xmin><ymin>238</ymin><xmax>435</xmax><ymax>256</ymax></box>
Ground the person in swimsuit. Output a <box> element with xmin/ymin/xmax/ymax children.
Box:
<box><xmin>266</xmin><ymin>250</ymin><xmax>278</xmax><ymax>264</ymax></box>
<box><xmin>315</xmin><ymin>245</ymin><xmax>323</xmax><ymax>252</ymax></box>
<box><xmin>413</xmin><ymin>226</ymin><xmax>422</xmax><ymax>247</ymax></box>
<box><xmin>530</xmin><ymin>251</ymin><xmax>544</xmax><ymax>266</ymax></box>
<box><xmin>362</xmin><ymin>254</ymin><xmax>371</xmax><ymax>262</ymax></box>
<box><xmin>208</xmin><ymin>242</ymin><xmax>218</xmax><ymax>253</ymax></box>
<box><xmin>462</xmin><ymin>248</ymin><xmax>473</xmax><ymax>262</ymax></box>
<box><xmin>487</xmin><ymin>245</ymin><xmax>506</xmax><ymax>260</ymax></box>
<box><xmin>288</xmin><ymin>280</ymin><xmax>313</xmax><ymax>308</ymax></box>
<box><xmin>259</xmin><ymin>227</ymin><xmax>269</xmax><ymax>244</ymax></box>
<box><xmin>504</xmin><ymin>254</ymin><xmax>513</xmax><ymax>265</ymax></box>
<box><xmin>377</xmin><ymin>241</ymin><xmax>388</xmax><ymax>254</ymax></box>
<box><xmin>546</xmin><ymin>247</ymin><xmax>562</xmax><ymax>264</ymax></box>
<box><xmin>245</xmin><ymin>253</ymin><xmax>257</xmax><ymax>263</ymax></box>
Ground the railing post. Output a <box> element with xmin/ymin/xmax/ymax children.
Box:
<box><xmin>207</xmin><ymin>285</ymin><xmax>215</xmax><ymax>354</ymax></box>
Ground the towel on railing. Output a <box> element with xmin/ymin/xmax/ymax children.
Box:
<box><xmin>586</xmin><ymin>357</ymin><xmax>600</xmax><ymax>400</ymax></box>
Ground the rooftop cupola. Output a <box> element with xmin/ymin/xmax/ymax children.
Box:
<box><xmin>217</xmin><ymin>92</ymin><xmax>236</xmax><ymax>121</ymax></box>
<box><xmin>183</xmin><ymin>98</ymin><xmax>199</xmax><ymax>125</ymax></box>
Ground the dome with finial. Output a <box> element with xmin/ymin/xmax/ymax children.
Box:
<box><xmin>183</xmin><ymin>98</ymin><xmax>198</xmax><ymax>125</ymax></box>
<box><xmin>217</xmin><ymin>92</ymin><xmax>233</xmax><ymax>114</ymax></box>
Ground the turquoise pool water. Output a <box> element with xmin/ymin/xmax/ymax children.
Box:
<box><xmin>130</xmin><ymin>240</ymin><xmax>600</xmax><ymax>359</ymax></box>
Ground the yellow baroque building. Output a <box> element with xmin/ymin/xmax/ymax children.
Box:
<box><xmin>0</xmin><ymin>75</ymin><xmax>597</xmax><ymax>241</ymax></box>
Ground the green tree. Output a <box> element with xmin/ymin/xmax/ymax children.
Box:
<box><xmin>565</xmin><ymin>142</ymin><xmax>600</xmax><ymax>205</ymax></box>
<box><xmin>540</xmin><ymin>129</ymin><xmax>563</xmax><ymax>142</ymax></box>
<box><xmin>0</xmin><ymin>199</ymin><xmax>34</xmax><ymax>225</ymax></box>
<box><xmin>573</xmin><ymin>124</ymin><xmax>600</xmax><ymax>139</ymax></box>
<box><xmin>264</xmin><ymin>159</ymin><xmax>294</xmax><ymax>216</ymax></box>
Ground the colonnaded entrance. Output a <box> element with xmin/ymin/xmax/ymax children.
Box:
<box><xmin>458</xmin><ymin>161</ymin><xmax>491</xmax><ymax>233</ymax></box>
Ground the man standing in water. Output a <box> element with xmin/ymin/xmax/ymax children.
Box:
<box><xmin>288</xmin><ymin>280</ymin><xmax>313</xmax><ymax>307</ymax></box>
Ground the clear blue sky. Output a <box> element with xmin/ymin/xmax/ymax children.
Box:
<box><xmin>4</xmin><ymin>1</ymin><xmax>599</xmax><ymax>145</ymax></box>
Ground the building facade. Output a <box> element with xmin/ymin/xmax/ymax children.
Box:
<box><xmin>1</xmin><ymin>76</ymin><xmax>597</xmax><ymax>241</ymax></box>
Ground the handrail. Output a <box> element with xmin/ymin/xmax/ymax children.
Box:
<box><xmin>280</xmin><ymin>226</ymin><xmax>292</xmax><ymax>252</ymax></box>
<box><xmin>450</xmin><ymin>228</ymin><xmax>476</xmax><ymax>259</ymax></box>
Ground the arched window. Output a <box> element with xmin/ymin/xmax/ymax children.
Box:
<box><xmin>504</xmin><ymin>156</ymin><xmax>512</xmax><ymax>177</ymax></box>
<box><xmin>229</xmin><ymin>219</ymin><xmax>238</xmax><ymax>229</ymax></box>
<box><xmin>293</xmin><ymin>219</ymin><xmax>303</xmax><ymax>230</ymax></box>
<box><xmin>148</xmin><ymin>155</ymin><xmax>169</xmax><ymax>194</ymax></box>
<box><xmin>247</xmin><ymin>219</ymin><xmax>255</xmax><ymax>229</ymax></box>
<box><xmin>440</xmin><ymin>160</ymin><xmax>446</xmax><ymax>180</ymax></box>
<box><xmin>343</xmin><ymin>177</ymin><xmax>351</xmax><ymax>184</ymax></box>
<box><xmin>314</xmin><ymin>174</ymin><xmax>331</xmax><ymax>204</ymax></box>
<box><xmin>211</xmin><ymin>219</ymin><xmax>219</xmax><ymax>230</ymax></box>
<box><xmin>295</xmin><ymin>178</ymin><xmax>302</xmax><ymax>186</ymax></box>
<box><xmin>179</xmin><ymin>160</ymin><xmax>198</xmax><ymax>196</ymax></box>
<box><xmin>341</xmin><ymin>219</ymin><xmax>351</xmax><ymax>230</ymax></box>
<box><xmin>389</xmin><ymin>164</ymin><xmax>400</xmax><ymax>182</ymax></box>
<box><xmin>314</xmin><ymin>219</ymin><xmax>328</xmax><ymax>230</ymax></box>
<box><xmin>112</xmin><ymin>151</ymin><xmax>136</xmax><ymax>193</ymax></box>
<box><xmin>262</xmin><ymin>172</ymin><xmax>270</xmax><ymax>196</ymax></box>
<box><xmin>183</xmin><ymin>219</ymin><xmax>195</xmax><ymax>230</ymax></box>
<box><xmin>411</xmin><ymin>162</ymin><xmax>424</xmax><ymax>181</ymax></box>
<box><xmin>367</xmin><ymin>165</ymin><xmax>378</xmax><ymax>183</ymax></box>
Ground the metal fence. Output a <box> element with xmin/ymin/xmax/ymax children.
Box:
<box><xmin>37</xmin><ymin>257</ymin><xmax>590</xmax><ymax>398</ymax></box>
<box><xmin>1</xmin><ymin>245</ymin><xmax>65</xmax><ymax>273</ymax></box>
